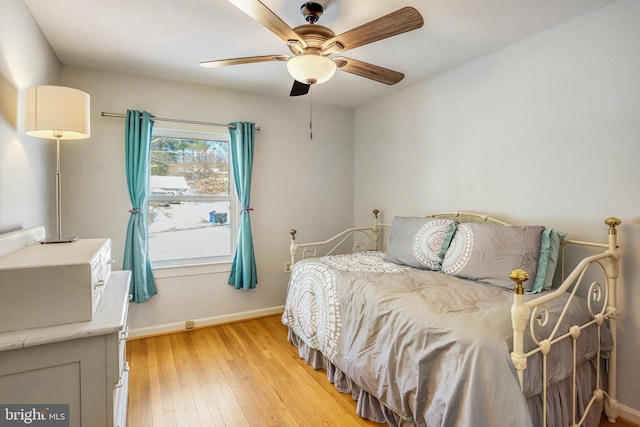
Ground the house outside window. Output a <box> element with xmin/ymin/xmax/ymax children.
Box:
<box><xmin>148</xmin><ymin>128</ymin><xmax>236</xmax><ymax>267</ymax></box>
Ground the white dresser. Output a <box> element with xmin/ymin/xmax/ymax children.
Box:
<box><xmin>0</xmin><ymin>271</ymin><xmax>131</xmax><ymax>427</ymax></box>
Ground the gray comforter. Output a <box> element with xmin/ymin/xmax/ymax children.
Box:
<box><xmin>282</xmin><ymin>251</ymin><xmax>611</xmax><ymax>427</ymax></box>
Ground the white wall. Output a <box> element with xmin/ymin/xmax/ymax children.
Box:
<box><xmin>58</xmin><ymin>66</ymin><xmax>354</xmax><ymax>331</ymax></box>
<box><xmin>0</xmin><ymin>0</ymin><xmax>61</xmax><ymax>234</ymax></box>
<box><xmin>354</xmin><ymin>0</ymin><xmax>640</xmax><ymax>417</ymax></box>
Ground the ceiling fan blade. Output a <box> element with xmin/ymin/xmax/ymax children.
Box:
<box><xmin>322</xmin><ymin>7</ymin><xmax>423</xmax><ymax>54</ymax></box>
<box><xmin>229</xmin><ymin>0</ymin><xmax>306</xmax><ymax>47</ymax></box>
<box><xmin>290</xmin><ymin>80</ymin><xmax>311</xmax><ymax>96</ymax></box>
<box><xmin>334</xmin><ymin>57</ymin><xmax>404</xmax><ymax>85</ymax></box>
<box><xmin>200</xmin><ymin>55</ymin><xmax>289</xmax><ymax>68</ymax></box>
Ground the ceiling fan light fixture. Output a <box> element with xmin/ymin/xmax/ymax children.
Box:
<box><xmin>287</xmin><ymin>54</ymin><xmax>336</xmax><ymax>85</ymax></box>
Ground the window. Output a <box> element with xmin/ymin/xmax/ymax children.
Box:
<box><xmin>148</xmin><ymin>128</ymin><xmax>235</xmax><ymax>267</ymax></box>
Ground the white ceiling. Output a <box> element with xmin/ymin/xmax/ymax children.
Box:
<box><xmin>23</xmin><ymin>0</ymin><xmax>617</xmax><ymax>108</ymax></box>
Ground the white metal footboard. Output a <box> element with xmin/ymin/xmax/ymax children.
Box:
<box><xmin>289</xmin><ymin>209</ymin><xmax>388</xmax><ymax>266</ymax></box>
<box><xmin>510</xmin><ymin>217</ymin><xmax>621</xmax><ymax>427</ymax></box>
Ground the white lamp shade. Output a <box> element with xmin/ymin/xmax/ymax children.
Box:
<box><xmin>287</xmin><ymin>55</ymin><xmax>337</xmax><ymax>85</ymax></box>
<box><xmin>25</xmin><ymin>85</ymin><xmax>90</xmax><ymax>140</ymax></box>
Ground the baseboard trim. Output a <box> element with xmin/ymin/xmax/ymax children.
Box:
<box><xmin>127</xmin><ymin>306</ymin><xmax>285</xmax><ymax>340</ymax></box>
<box><xmin>620</xmin><ymin>403</ymin><xmax>640</xmax><ymax>425</ymax></box>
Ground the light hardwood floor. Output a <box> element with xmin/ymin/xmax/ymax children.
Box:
<box><xmin>126</xmin><ymin>315</ymin><xmax>636</xmax><ymax>427</ymax></box>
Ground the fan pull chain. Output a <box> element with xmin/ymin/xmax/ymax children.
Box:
<box><xmin>309</xmin><ymin>85</ymin><xmax>313</xmax><ymax>140</ymax></box>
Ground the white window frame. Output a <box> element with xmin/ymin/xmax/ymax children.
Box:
<box><xmin>148</xmin><ymin>126</ymin><xmax>237</xmax><ymax>271</ymax></box>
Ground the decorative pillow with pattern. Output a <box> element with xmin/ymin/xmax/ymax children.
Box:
<box><xmin>384</xmin><ymin>216</ymin><xmax>457</xmax><ymax>271</ymax></box>
<box><xmin>442</xmin><ymin>223</ymin><xmax>544</xmax><ymax>291</ymax></box>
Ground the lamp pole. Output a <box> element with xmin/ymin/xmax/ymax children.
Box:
<box><xmin>54</xmin><ymin>131</ymin><xmax>63</xmax><ymax>240</ymax></box>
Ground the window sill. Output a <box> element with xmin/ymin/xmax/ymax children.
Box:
<box><xmin>152</xmin><ymin>262</ymin><xmax>232</xmax><ymax>279</ymax></box>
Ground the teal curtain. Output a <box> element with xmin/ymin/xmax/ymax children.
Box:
<box><xmin>123</xmin><ymin>110</ymin><xmax>157</xmax><ymax>303</ymax></box>
<box><xmin>228</xmin><ymin>122</ymin><xmax>258</xmax><ymax>290</ymax></box>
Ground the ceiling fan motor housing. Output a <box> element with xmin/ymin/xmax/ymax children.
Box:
<box><xmin>301</xmin><ymin>2</ymin><xmax>324</xmax><ymax>23</ymax></box>
<box><xmin>289</xmin><ymin>24</ymin><xmax>335</xmax><ymax>55</ymax></box>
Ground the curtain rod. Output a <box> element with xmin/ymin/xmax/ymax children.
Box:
<box><xmin>101</xmin><ymin>112</ymin><xmax>260</xmax><ymax>131</ymax></box>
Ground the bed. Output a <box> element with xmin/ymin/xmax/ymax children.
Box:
<box><xmin>282</xmin><ymin>210</ymin><xmax>621</xmax><ymax>427</ymax></box>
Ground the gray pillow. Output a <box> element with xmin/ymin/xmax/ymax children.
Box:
<box><xmin>442</xmin><ymin>222</ymin><xmax>544</xmax><ymax>290</ymax></box>
<box><xmin>384</xmin><ymin>217</ymin><xmax>456</xmax><ymax>271</ymax></box>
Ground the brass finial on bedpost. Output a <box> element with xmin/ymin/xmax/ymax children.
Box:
<box><xmin>510</xmin><ymin>270</ymin><xmax>529</xmax><ymax>295</ymax></box>
<box><xmin>605</xmin><ymin>217</ymin><xmax>621</xmax><ymax>254</ymax></box>
<box><xmin>289</xmin><ymin>229</ymin><xmax>297</xmax><ymax>240</ymax></box>
<box><xmin>605</xmin><ymin>217</ymin><xmax>621</xmax><ymax>235</ymax></box>
<box><xmin>373</xmin><ymin>209</ymin><xmax>379</xmax><ymax>219</ymax></box>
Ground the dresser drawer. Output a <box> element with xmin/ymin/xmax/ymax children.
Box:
<box><xmin>113</xmin><ymin>362</ymin><xmax>129</xmax><ymax>427</ymax></box>
<box><xmin>91</xmin><ymin>243</ymin><xmax>113</xmax><ymax>308</ymax></box>
<box><xmin>118</xmin><ymin>326</ymin><xmax>129</xmax><ymax>381</ymax></box>
<box><xmin>107</xmin><ymin>304</ymin><xmax>129</xmax><ymax>387</ymax></box>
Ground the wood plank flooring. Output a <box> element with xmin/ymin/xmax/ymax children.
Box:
<box><xmin>126</xmin><ymin>314</ymin><xmax>636</xmax><ymax>427</ymax></box>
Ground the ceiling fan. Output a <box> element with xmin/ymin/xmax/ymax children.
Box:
<box><xmin>200</xmin><ymin>0</ymin><xmax>424</xmax><ymax>96</ymax></box>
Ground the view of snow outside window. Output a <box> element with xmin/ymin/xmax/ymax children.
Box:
<box><xmin>148</xmin><ymin>134</ymin><xmax>233</xmax><ymax>265</ymax></box>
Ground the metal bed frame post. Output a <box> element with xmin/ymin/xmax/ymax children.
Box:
<box><xmin>289</xmin><ymin>228</ymin><xmax>299</xmax><ymax>267</ymax></box>
<box><xmin>604</xmin><ymin>217</ymin><xmax>621</xmax><ymax>423</ymax></box>
<box><xmin>372</xmin><ymin>209</ymin><xmax>380</xmax><ymax>251</ymax></box>
<box><xmin>510</xmin><ymin>270</ymin><xmax>530</xmax><ymax>391</ymax></box>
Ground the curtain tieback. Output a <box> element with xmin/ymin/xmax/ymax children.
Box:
<box><xmin>129</xmin><ymin>208</ymin><xmax>142</xmax><ymax>214</ymax></box>
<box><xmin>241</xmin><ymin>207</ymin><xmax>254</xmax><ymax>213</ymax></box>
